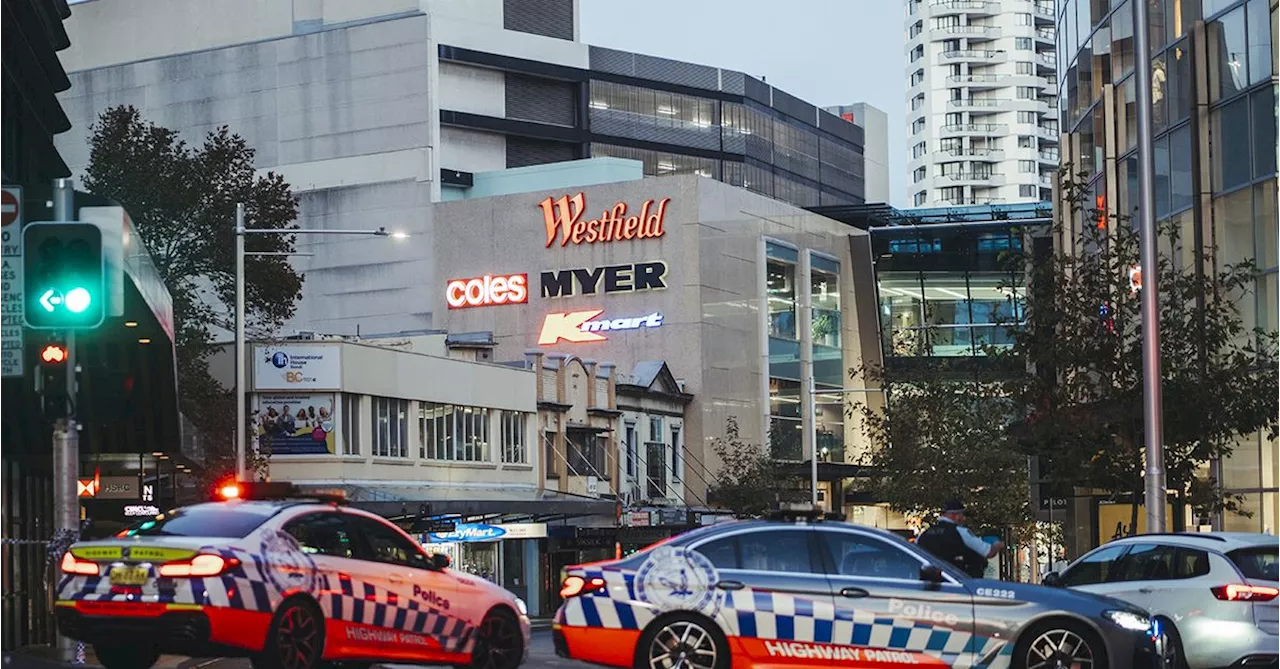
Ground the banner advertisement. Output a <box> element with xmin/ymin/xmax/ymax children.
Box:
<box><xmin>252</xmin><ymin>393</ymin><xmax>339</xmax><ymax>455</ymax></box>
<box><xmin>254</xmin><ymin>344</ymin><xmax>341</xmax><ymax>390</ymax></box>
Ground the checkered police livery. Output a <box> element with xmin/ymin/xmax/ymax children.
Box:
<box><xmin>554</xmin><ymin>519</ymin><xmax>1158</xmax><ymax>669</ymax></box>
<box><xmin>320</xmin><ymin>571</ymin><xmax>476</xmax><ymax>654</ymax></box>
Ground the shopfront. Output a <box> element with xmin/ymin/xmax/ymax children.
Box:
<box><xmin>420</xmin><ymin>522</ymin><xmax>551</xmax><ymax>613</ymax></box>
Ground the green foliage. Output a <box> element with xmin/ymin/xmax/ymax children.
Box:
<box><xmin>849</xmin><ymin>364</ymin><xmax>1036</xmax><ymax>542</ymax></box>
<box><xmin>708</xmin><ymin>417</ymin><xmax>806</xmax><ymax>518</ymax></box>
<box><xmin>1003</xmin><ymin>168</ymin><xmax>1278</xmax><ymax>518</ymax></box>
<box><xmin>83</xmin><ymin>105</ymin><xmax>303</xmax><ymax>481</ymax></box>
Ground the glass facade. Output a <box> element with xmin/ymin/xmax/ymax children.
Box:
<box><xmin>1058</xmin><ymin>0</ymin><xmax>1278</xmax><ymax>532</ymax></box>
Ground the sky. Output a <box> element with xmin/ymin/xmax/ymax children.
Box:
<box><xmin>579</xmin><ymin>0</ymin><xmax>907</xmax><ymax>206</ymax></box>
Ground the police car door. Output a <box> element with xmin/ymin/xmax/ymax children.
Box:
<box><xmin>346</xmin><ymin>514</ymin><xmax>464</xmax><ymax>662</ymax></box>
<box><xmin>690</xmin><ymin>526</ymin><xmax>840</xmax><ymax>666</ymax></box>
<box><xmin>815</xmin><ymin>527</ymin><xmax>976</xmax><ymax>667</ymax></box>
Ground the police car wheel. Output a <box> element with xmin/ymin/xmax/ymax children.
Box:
<box><xmin>1013</xmin><ymin>620</ymin><xmax>1105</xmax><ymax>669</ymax></box>
<box><xmin>254</xmin><ymin>598</ymin><xmax>326</xmax><ymax>669</ymax></box>
<box><xmin>636</xmin><ymin>614</ymin><xmax>727</xmax><ymax>669</ymax></box>
<box><xmin>93</xmin><ymin>642</ymin><xmax>158</xmax><ymax>669</ymax></box>
<box><xmin>470</xmin><ymin>609</ymin><xmax>524</xmax><ymax>669</ymax></box>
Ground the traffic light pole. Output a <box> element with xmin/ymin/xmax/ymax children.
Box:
<box><xmin>235</xmin><ymin>204</ymin><xmax>247</xmax><ymax>482</ymax></box>
<box><xmin>51</xmin><ymin>177</ymin><xmax>79</xmax><ymax>662</ymax></box>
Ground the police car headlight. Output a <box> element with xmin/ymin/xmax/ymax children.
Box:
<box><xmin>1103</xmin><ymin>609</ymin><xmax>1151</xmax><ymax>632</ymax></box>
<box><xmin>515</xmin><ymin>597</ymin><xmax>528</xmax><ymax>616</ymax></box>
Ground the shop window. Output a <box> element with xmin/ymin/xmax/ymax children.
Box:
<box><xmin>500</xmin><ymin>410</ymin><xmax>528</xmax><ymax>464</ymax></box>
<box><xmin>372</xmin><ymin>397</ymin><xmax>408</xmax><ymax>458</ymax></box>
<box><xmin>421</xmin><ymin>403</ymin><xmax>490</xmax><ymax>462</ymax></box>
<box><xmin>811</xmin><ymin>258</ymin><xmax>841</xmax><ymax>350</ymax></box>
<box><xmin>341</xmin><ymin>393</ymin><xmax>361</xmax><ymax>455</ymax></box>
<box><xmin>767</xmin><ymin>257</ymin><xmax>798</xmax><ymax>341</ymax></box>
<box><xmin>1211</xmin><ymin>96</ymin><xmax>1252</xmax><ymax>193</ymax></box>
<box><xmin>1207</xmin><ymin>7</ymin><xmax>1249</xmax><ymax>103</ymax></box>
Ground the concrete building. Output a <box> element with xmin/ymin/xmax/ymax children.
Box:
<box><xmin>55</xmin><ymin>0</ymin><xmax>869</xmax><ymax>337</ymax></box>
<box><xmin>824</xmin><ymin>103</ymin><xmax>891</xmax><ymax>204</ymax></box>
<box><xmin>904</xmin><ymin>0</ymin><xmax>1060</xmax><ymax>207</ymax></box>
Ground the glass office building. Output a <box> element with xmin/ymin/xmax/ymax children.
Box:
<box><xmin>1056</xmin><ymin>0</ymin><xmax>1277</xmax><ymax>532</ymax></box>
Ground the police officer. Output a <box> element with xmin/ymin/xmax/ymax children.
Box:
<box><xmin>917</xmin><ymin>500</ymin><xmax>1003</xmax><ymax>578</ymax></box>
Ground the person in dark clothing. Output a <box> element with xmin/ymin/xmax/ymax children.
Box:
<box><xmin>916</xmin><ymin>500</ymin><xmax>1003</xmax><ymax>578</ymax></box>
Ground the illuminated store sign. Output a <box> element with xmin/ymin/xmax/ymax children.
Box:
<box><xmin>539</xmin><ymin>192</ymin><xmax>670</xmax><ymax>248</ymax></box>
<box><xmin>541</xmin><ymin>261</ymin><xmax>667</xmax><ymax>298</ymax></box>
<box><xmin>446</xmin><ymin>273</ymin><xmax>528</xmax><ymax>309</ymax></box>
<box><xmin>538</xmin><ymin>310</ymin><xmax>663</xmax><ymax>345</ymax></box>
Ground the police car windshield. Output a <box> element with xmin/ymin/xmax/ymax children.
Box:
<box><xmin>117</xmin><ymin>505</ymin><xmax>278</xmax><ymax>539</ymax></box>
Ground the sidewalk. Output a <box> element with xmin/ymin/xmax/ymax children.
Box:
<box><xmin>2</xmin><ymin>650</ymin><xmax>205</xmax><ymax>669</ymax></box>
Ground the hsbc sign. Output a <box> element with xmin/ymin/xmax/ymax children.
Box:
<box><xmin>446</xmin><ymin>274</ymin><xmax>528</xmax><ymax>309</ymax></box>
<box><xmin>538</xmin><ymin>310</ymin><xmax>663</xmax><ymax>345</ymax></box>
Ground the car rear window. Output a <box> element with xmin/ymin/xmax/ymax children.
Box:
<box><xmin>1229</xmin><ymin>547</ymin><xmax>1279</xmax><ymax>581</ymax></box>
<box><xmin>117</xmin><ymin>506</ymin><xmax>276</xmax><ymax>539</ymax></box>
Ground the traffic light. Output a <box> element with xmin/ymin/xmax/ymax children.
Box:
<box><xmin>35</xmin><ymin>339</ymin><xmax>69</xmax><ymax>419</ymax></box>
<box><xmin>23</xmin><ymin>222</ymin><xmax>105</xmax><ymax>329</ymax></box>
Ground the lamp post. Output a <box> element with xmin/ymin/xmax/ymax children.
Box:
<box><xmin>807</xmin><ymin>380</ymin><xmax>885</xmax><ymax>506</ymax></box>
<box><xmin>233</xmin><ymin>203</ymin><xmax>406</xmax><ymax>481</ymax></box>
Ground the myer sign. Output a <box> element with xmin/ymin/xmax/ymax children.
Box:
<box><xmin>254</xmin><ymin>344</ymin><xmax>341</xmax><ymax>390</ymax></box>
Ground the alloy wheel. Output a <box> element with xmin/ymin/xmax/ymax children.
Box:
<box><xmin>275</xmin><ymin>604</ymin><xmax>320</xmax><ymax>669</ymax></box>
<box><xmin>1025</xmin><ymin>628</ymin><xmax>1096</xmax><ymax>669</ymax></box>
<box><xmin>474</xmin><ymin>614</ymin><xmax>523</xmax><ymax>669</ymax></box>
<box><xmin>647</xmin><ymin>620</ymin><xmax>718</xmax><ymax>669</ymax></box>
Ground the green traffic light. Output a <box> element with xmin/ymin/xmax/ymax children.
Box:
<box><xmin>64</xmin><ymin>287</ymin><xmax>92</xmax><ymax>313</ymax></box>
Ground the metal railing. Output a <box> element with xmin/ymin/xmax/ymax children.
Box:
<box><xmin>942</xmin><ymin>123</ymin><xmax>1009</xmax><ymax>134</ymax></box>
<box><xmin>943</xmin><ymin>49</ymin><xmax>1006</xmax><ymax>59</ymax></box>
<box><xmin>949</xmin><ymin>98</ymin><xmax>1006</xmax><ymax>108</ymax></box>
<box><xmin>949</xmin><ymin>73</ymin><xmax>1006</xmax><ymax>84</ymax></box>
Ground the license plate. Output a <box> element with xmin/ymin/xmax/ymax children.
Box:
<box><xmin>108</xmin><ymin>566</ymin><xmax>149</xmax><ymax>586</ymax></box>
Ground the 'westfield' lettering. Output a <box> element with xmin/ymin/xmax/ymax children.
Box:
<box><xmin>538</xmin><ymin>310</ymin><xmax>664</xmax><ymax>345</ymax></box>
<box><xmin>539</xmin><ymin>193</ymin><xmax>670</xmax><ymax>248</ymax></box>
<box><xmin>541</xmin><ymin>261</ymin><xmax>667</xmax><ymax>298</ymax></box>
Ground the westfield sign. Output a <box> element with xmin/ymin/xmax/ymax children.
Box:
<box><xmin>539</xmin><ymin>192</ymin><xmax>670</xmax><ymax>248</ymax></box>
<box><xmin>538</xmin><ymin>310</ymin><xmax>663</xmax><ymax>345</ymax></box>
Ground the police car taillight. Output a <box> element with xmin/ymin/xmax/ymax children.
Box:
<box><xmin>559</xmin><ymin>575</ymin><xmax>606</xmax><ymax>598</ymax></box>
<box><xmin>60</xmin><ymin>552</ymin><xmax>99</xmax><ymax>576</ymax></box>
<box><xmin>157</xmin><ymin>554</ymin><xmax>239</xmax><ymax>577</ymax></box>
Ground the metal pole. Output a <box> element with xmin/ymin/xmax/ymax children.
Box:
<box><xmin>235</xmin><ymin>203</ymin><xmax>247</xmax><ymax>482</ymax></box>
<box><xmin>51</xmin><ymin>178</ymin><xmax>79</xmax><ymax>662</ymax></box>
<box><xmin>1132</xmin><ymin>0</ymin><xmax>1166</xmax><ymax>532</ymax></box>
<box><xmin>808</xmin><ymin>375</ymin><xmax>819</xmax><ymax>506</ymax></box>
<box><xmin>798</xmin><ymin>252</ymin><xmax>817</xmax><ymax>507</ymax></box>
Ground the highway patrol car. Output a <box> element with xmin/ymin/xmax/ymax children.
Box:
<box><xmin>553</xmin><ymin>511</ymin><xmax>1158</xmax><ymax>669</ymax></box>
<box><xmin>55</xmin><ymin>485</ymin><xmax>530</xmax><ymax>669</ymax></box>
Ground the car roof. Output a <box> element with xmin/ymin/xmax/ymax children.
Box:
<box><xmin>1106</xmin><ymin>532</ymin><xmax>1276</xmax><ymax>551</ymax></box>
<box><xmin>671</xmin><ymin>518</ymin><xmax>910</xmax><ymax>545</ymax></box>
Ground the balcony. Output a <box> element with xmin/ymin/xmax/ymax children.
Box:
<box><xmin>939</xmin><ymin>147</ymin><xmax>1006</xmax><ymax>161</ymax></box>
<box><xmin>1037</xmin><ymin>124</ymin><xmax>1060</xmax><ymax>141</ymax></box>
<box><xmin>948</xmin><ymin>97</ymin><xmax>1007</xmax><ymax>110</ymax></box>
<box><xmin>1032</xmin><ymin>0</ymin><xmax>1055</xmax><ymax>22</ymax></box>
<box><xmin>933</xmin><ymin>25</ymin><xmax>1002</xmax><ymax>41</ymax></box>
<box><xmin>949</xmin><ymin>73</ymin><xmax>1008</xmax><ymax>89</ymax></box>
<box><xmin>1039</xmin><ymin>174</ymin><xmax>1054</xmax><ymax>187</ymax></box>
<box><xmin>1039</xmin><ymin>149</ymin><xmax>1060</xmax><ymax>162</ymax></box>
<box><xmin>942</xmin><ymin>49</ymin><xmax>1008</xmax><ymax>64</ymax></box>
<box><xmin>942</xmin><ymin>171</ymin><xmax>1006</xmax><ymax>186</ymax></box>
<box><xmin>942</xmin><ymin>123</ymin><xmax>1009</xmax><ymax>136</ymax></box>
<box><xmin>930</xmin><ymin>0</ymin><xmax>1001</xmax><ymax>16</ymax></box>
<box><xmin>1035</xmin><ymin>27</ymin><xmax>1057</xmax><ymax>43</ymax></box>
<box><xmin>1036</xmin><ymin>52</ymin><xmax>1057</xmax><ymax>70</ymax></box>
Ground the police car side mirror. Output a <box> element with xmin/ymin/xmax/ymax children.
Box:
<box><xmin>919</xmin><ymin>565</ymin><xmax>945</xmax><ymax>583</ymax></box>
<box><xmin>430</xmin><ymin>553</ymin><xmax>451</xmax><ymax>570</ymax></box>
<box><xmin>1042</xmin><ymin>571</ymin><xmax>1063</xmax><ymax>587</ymax></box>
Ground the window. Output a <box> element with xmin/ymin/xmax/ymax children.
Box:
<box><xmin>1246</xmin><ymin>0</ymin><xmax>1272</xmax><ymax>85</ymax></box>
<box><xmin>913</xmin><ymin>167</ymin><xmax>927</xmax><ymax>183</ymax></box>
<box><xmin>1020</xmin><ymin>185</ymin><xmax>1039</xmax><ymax>198</ymax></box>
<box><xmin>671</xmin><ymin>426</ymin><xmax>682</xmax><ymax>482</ymax></box>
<box><xmin>421</xmin><ymin>403</ymin><xmax>491</xmax><ymax>462</ymax></box>
<box><xmin>767</xmin><ymin>256</ymin><xmax>798</xmax><ymax>340</ymax></box>
<box><xmin>695</xmin><ymin>536</ymin><xmax>740</xmax><ymax>569</ymax></box>
<box><xmin>1061</xmin><ymin>545</ymin><xmax>1128</xmax><ymax>586</ymax></box>
<box><xmin>118</xmin><ymin>507</ymin><xmax>275</xmax><ymax>539</ymax></box>
<box><xmin>646</xmin><ymin>440</ymin><xmax>667</xmax><ymax>499</ymax></box>
<box><xmin>1211</xmin><ymin>96</ymin><xmax>1251</xmax><ymax>192</ymax></box>
<box><xmin>1253</xmin><ymin>86</ymin><xmax>1277</xmax><ymax>179</ymax></box>
<box><xmin>500</xmin><ymin>410</ymin><xmax>527</xmax><ymax>464</ymax></box>
<box><xmin>1017</xmin><ymin>111</ymin><xmax>1039</xmax><ymax>124</ymax></box>
<box><xmin>910</xmin><ymin>45</ymin><xmax>924</xmax><ymax>62</ymax></box>
<box><xmin>347</xmin><ymin>516</ymin><xmax>422</xmax><ymax>568</ymax></box>
<box><xmin>933</xmin><ymin>15</ymin><xmax>960</xmax><ymax>29</ymax></box>
<box><xmin>567</xmin><ymin>428</ymin><xmax>604</xmax><ymax>476</ymax></box>
<box><xmin>1019</xmin><ymin>160</ymin><xmax>1037</xmax><ymax>173</ymax></box>
<box><xmin>341</xmin><ymin>393</ymin><xmax>360</xmax><ymax>455</ymax></box>
<box><xmin>1228</xmin><ymin>546</ymin><xmax>1279</xmax><ymax>581</ymax></box>
<box><xmin>624</xmin><ymin>423</ymin><xmax>637</xmax><ymax>479</ymax></box>
<box><xmin>912</xmin><ymin>117</ymin><xmax>926</xmax><ymax>134</ymax></box>
<box><xmin>588</xmin><ymin>80</ymin><xmax>715</xmax><ymax>129</ymax></box>
<box><xmin>820</xmin><ymin>531</ymin><xmax>923</xmax><ymax>581</ymax></box>
<box><xmin>284</xmin><ymin>513</ymin><xmax>356</xmax><ymax>559</ymax></box>
<box><xmin>371</xmin><ymin>397</ymin><xmax>408</xmax><ymax>458</ymax></box>
<box><xmin>945</xmin><ymin>112</ymin><xmax>963</xmax><ymax>126</ymax></box>
<box><xmin>544</xmin><ymin>430</ymin><xmax>558</xmax><ymax>477</ymax></box>
<box><xmin>1207</xmin><ymin>7</ymin><xmax>1248</xmax><ymax>102</ymax></box>
<box><xmin>1018</xmin><ymin>135</ymin><xmax>1035</xmax><ymax>148</ymax></box>
<box><xmin>1016</xmin><ymin>37</ymin><xmax>1033</xmax><ymax>50</ymax></box>
<box><xmin>1016</xmin><ymin>12</ymin><xmax>1033</xmax><ymax>25</ymax></box>
<box><xmin>738</xmin><ymin>530</ymin><xmax>821</xmax><ymax>573</ymax></box>
<box><xmin>909</xmin><ymin>20</ymin><xmax>923</xmax><ymax>38</ymax></box>
<box><xmin>1017</xmin><ymin>61</ymin><xmax>1035</xmax><ymax>75</ymax></box>
<box><xmin>1017</xmin><ymin>86</ymin><xmax>1038</xmax><ymax>99</ymax></box>
<box><xmin>914</xmin><ymin>190</ymin><xmax>928</xmax><ymax>206</ymax></box>
<box><xmin>1113</xmin><ymin>544</ymin><xmax>1210</xmax><ymax>581</ymax></box>
<box><xmin>912</xmin><ymin>142</ymin><xmax>928</xmax><ymax>159</ymax></box>
<box><xmin>910</xmin><ymin>69</ymin><xmax>925</xmax><ymax>86</ymax></box>
<box><xmin>912</xmin><ymin>93</ymin><xmax>926</xmax><ymax>111</ymax></box>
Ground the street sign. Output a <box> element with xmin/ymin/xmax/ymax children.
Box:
<box><xmin>1</xmin><ymin>186</ymin><xmax>22</xmax><ymax>377</ymax></box>
<box><xmin>424</xmin><ymin>520</ymin><xmax>457</xmax><ymax>533</ymax></box>
<box><xmin>1039</xmin><ymin>495</ymin><xmax>1069</xmax><ymax>511</ymax></box>
<box><xmin>22</xmin><ymin>222</ymin><xmax>105</xmax><ymax>329</ymax></box>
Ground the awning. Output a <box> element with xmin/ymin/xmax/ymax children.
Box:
<box><xmin>293</xmin><ymin>483</ymin><xmax>617</xmax><ymax>518</ymax></box>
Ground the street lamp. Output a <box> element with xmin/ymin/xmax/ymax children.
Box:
<box><xmin>234</xmin><ymin>203</ymin><xmax>408</xmax><ymax>481</ymax></box>
<box><xmin>807</xmin><ymin>380</ymin><xmax>884</xmax><ymax>506</ymax></box>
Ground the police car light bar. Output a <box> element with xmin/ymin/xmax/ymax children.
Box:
<box><xmin>766</xmin><ymin>502</ymin><xmax>840</xmax><ymax>522</ymax></box>
<box><xmin>215</xmin><ymin>481</ymin><xmax>347</xmax><ymax>504</ymax></box>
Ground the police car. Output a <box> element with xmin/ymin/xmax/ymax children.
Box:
<box><xmin>553</xmin><ymin>508</ymin><xmax>1159</xmax><ymax>669</ymax></box>
<box><xmin>55</xmin><ymin>483</ymin><xmax>530</xmax><ymax>669</ymax></box>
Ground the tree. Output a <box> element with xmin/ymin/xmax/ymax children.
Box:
<box><xmin>848</xmin><ymin>364</ymin><xmax>1036</xmax><ymax>542</ymax></box>
<box><xmin>708</xmin><ymin>417</ymin><xmax>806</xmax><ymax>517</ymax></box>
<box><xmin>83</xmin><ymin>106</ymin><xmax>304</xmax><ymax>479</ymax></box>
<box><xmin>1004</xmin><ymin>168</ymin><xmax>1278</xmax><ymax>529</ymax></box>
